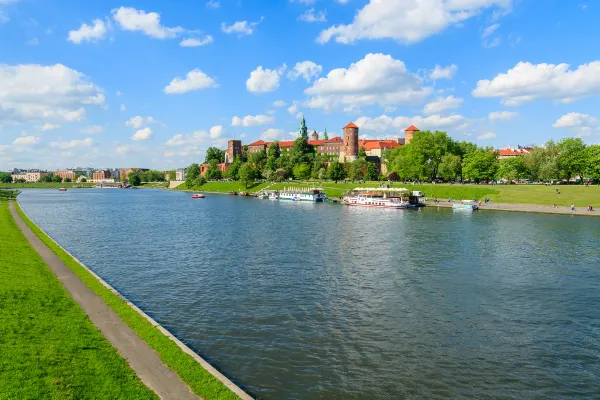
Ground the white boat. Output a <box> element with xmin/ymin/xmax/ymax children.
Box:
<box><xmin>342</xmin><ymin>188</ymin><xmax>410</xmax><ymax>209</ymax></box>
<box><xmin>278</xmin><ymin>187</ymin><xmax>326</xmax><ymax>202</ymax></box>
<box><xmin>452</xmin><ymin>200</ymin><xmax>479</xmax><ymax>210</ymax></box>
<box><xmin>268</xmin><ymin>192</ymin><xmax>279</xmax><ymax>200</ymax></box>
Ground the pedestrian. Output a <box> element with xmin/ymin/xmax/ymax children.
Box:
<box><xmin>571</xmin><ymin>204</ymin><xmax>575</xmax><ymax>211</ymax></box>
<box><xmin>552</xmin><ymin>203</ymin><xmax>556</xmax><ymax>208</ymax></box>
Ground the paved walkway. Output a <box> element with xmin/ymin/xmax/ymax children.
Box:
<box><xmin>9</xmin><ymin>202</ymin><xmax>200</xmax><ymax>400</ymax></box>
<box><xmin>427</xmin><ymin>200</ymin><xmax>599</xmax><ymax>216</ymax></box>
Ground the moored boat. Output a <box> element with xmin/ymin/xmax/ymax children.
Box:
<box><xmin>342</xmin><ymin>188</ymin><xmax>410</xmax><ymax>209</ymax></box>
<box><xmin>452</xmin><ymin>200</ymin><xmax>479</xmax><ymax>210</ymax></box>
<box><xmin>58</xmin><ymin>188</ymin><xmax>67</xmax><ymax>192</ymax></box>
<box><xmin>240</xmin><ymin>192</ymin><xmax>249</xmax><ymax>197</ymax></box>
<box><xmin>228</xmin><ymin>191</ymin><xmax>238</xmax><ymax>196</ymax></box>
<box><xmin>191</xmin><ymin>193</ymin><xmax>205</xmax><ymax>199</ymax></box>
<box><xmin>278</xmin><ymin>187</ymin><xmax>327</xmax><ymax>202</ymax></box>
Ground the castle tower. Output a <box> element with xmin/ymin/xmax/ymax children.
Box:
<box><xmin>311</xmin><ymin>130</ymin><xmax>319</xmax><ymax>141</ymax></box>
<box><xmin>225</xmin><ymin>139</ymin><xmax>242</xmax><ymax>164</ymax></box>
<box><xmin>323</xmin><ymin>127</ymin><xmax>328</xmax><ymax>140</ymax></box>
<box><xmin>340</xmin><ymin>122</ymin><xmax>359</xmax><ymax>162</ymax></box>
<box><xmin>404</xmin><ymin>125</ymin><xmax>419</xmax><ymax>145</ymax></box>
<box><xmin>298</xmin><ymin>115</ymin><xmax>308</xmax><ymax>139</ymax></box>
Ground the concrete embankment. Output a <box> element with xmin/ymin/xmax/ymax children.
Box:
<box><xmin>427</xmin><ymin>201</ymin><xmax>599</xmax><ymax>217</ymax></box>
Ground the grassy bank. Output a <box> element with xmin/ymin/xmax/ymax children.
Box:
<box><xmin>174</xmin><ymin>181</ymin><xmax>271</xmax><ymax>193</ymax></box>
<box><xmin>0</xmin><ymin>182</ymin><xmax>95</xmax><ymax>189</ymax></box>
<box><xmin>0</xmin><ymin>202</ymin><xmax>156</xmax><ymax>399</ymax></box>
<box><xmin>172</xmin><ymin>181</ymin><xmax>600</xmax><ymax>207</ymax></box>
<box><xmin>15</xmin><ymin>202</ymin><xmax>241</xmax><ymax>400</ymax></box>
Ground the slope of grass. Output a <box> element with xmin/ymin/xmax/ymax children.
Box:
<box><xmin>175</xmin><ymin>180</ymin><xmax>271</xmax><ymax>193</ymax></box>
<box><xmin>0</xmin><ymin>202</ymin><xmax>156</xmax><ymax>399</ymax></box>
<box><xmin>0</xmin><ymin>182</ymin><xmax>95</xmax><ymax>189</ymax></box>
<box><xmin>15</xmin><ymin>202</ymin><xmax>242</xmax><ymax>400</ymax></box>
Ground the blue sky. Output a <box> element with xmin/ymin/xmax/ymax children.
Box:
<box><xmin>1</xmin><ymin>0</ymin><xmax>599</xmax><ymax>170</ymax></box>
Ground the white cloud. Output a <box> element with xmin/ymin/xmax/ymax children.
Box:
<box><xmin>209</xmin><ymin>125</ymin><xmax>224</xmax><ymax>139</ymax></box>
<box><xmin>120</xmin><ymin>104</ymin><xmax>126</xmax><ymax>111</ymax></box>
<box><xmin>164</xmin><ymin>69</ymin><xmax>218</xmax><ymax>94</ymax></box>
<box><xmin>231</xmin><ymin>114</ymin><xmax>275</xmax><ymax>127</ymax></box>
<box><xmin>49</xmin><ymin>138</ymin><xmax>93</xmax><ymax>149</ymax></box>
<box><xmin>68</xmin><ymin>19</ymin><xmax>107</xmax><ymax>44</ymax></box>
<box><xmin>125</xmin><ymin>116</ymin><xmax>154</xmax><ymax>128</ymax></box>
<box><xmin>206</xmin><ymin>0</ymin><xmax>220</xmax><ymax>8</ymax></box>
<box><xmin>0</xmin><ymin>10</ymin><xmax>9</xmax><ymax>24</ymax></box>
<box><xmin>162</xmin><ymin>129</ymin><xmax>226</xmax><ymax>156</ymax></box>
<box><xmin>304</xmin><ymin>53</ymin><xmax>432</xmax><ymax>111</ymax></box>
<box><xmin>111</xmin><ymin>7</ymin><xmax>185</xmax><ymax>39</ymax></box>
<box><xmin>288</xmin><ymin>102</ymin><xmax>299</xmax><ymax>114</ymax></box>
<box><xmin>246</xmin><ymin>65</ymin><xmax>286</xmax><ymax>93</ymax></box>
<box><xmin>287</xmin><ymin>61</ymin><xmax>322</xmax><ymax>81</ymax></box>
<box><xmin>116</xmin><ymin>90</ymin><xmax>122</xmax><ymax>96</ymax></box>
<box><xmin>0</xmin><ymin>64</ymin><xmax>103</xmax><ymax>123</ymax></box>
<box><xmin>472</xmin><ymin>61</ymin><xmax>600</xmax><ymax>105</ymax></box>
<box><xmin>552</xmin><ymin>112</ymin><xmax>599</xmax><ymax>137</ymax></box>
<box><xmin>482</xmin><ymin>23</ymin><xmax>499</xmax><ymax>38</ymax></box>
<box><xmin>273</xmin><ymin>100</ymin><xmax>286</xmax><ymax>107</ymax></box>
<box><xmin>488</xmin><ymin>111</ymin><xmax>517</xmax><ymax>121</ymax></box>
<box><xmin>429</xmin><ymin>64</ymin><xmax>457</xmax><ymax>80</ymax></box>
<box><xmin>13</xmin><ymin>135</ymin><xmax>40</xmax><ymax>145</ymax></box>
<box><xmin>355</xmin><ymin>114</ymin><xmax>470</xmax><ymax>133</ymax></box>
<box><xmin>26</xmin><ymin>37</ymin><xmax>39</xmax><ymax>46</ymax></box>
<box><xmin>298</xmin><ymin>8</ymin><xmax>327</xmax><ymax>23</ymax></box>
<box><xmin>318</xmin><ymin>0</ymin><xmax>513</xmax><ymax>44</ymax></box>
<box><xmin>260</xmin><ymin>128</ymin><xmax>287</xmax><ymax>141</ymax></box>
<box><xmin>132</xmin><ymin>127</ymin><xmax>152</xmax><ymax>141</ymax></box>
<box><xmin>81</xmin><ymin>125</ymin><xmax>104</xmax><ymax>134</ymax></box>
<box><xmin>422</xmin><ymin>95</ymin><xmax>463</xmax><ymax>115</ymax></box>
<box><xmin>335</xmin><ymin>0</ymin><xmax>349</xmax><ymax>3</ymax></box>
<box><xmin>477</xmin><ymin>132</ymin><xmax>496</xmax><ymax>140</ymax></box>
<box><xmin>180</xmin><ymin>36</ymin><xmax>213</xmax><ymax>47</ymax></box>
<box><xmin>40</xmin><ymin>123</ymin><xmax>60</xmax><ymax>131</ymax></box>
<box><xmin>221</xmin><ymin>17</ymin><xmax>263</xmax><ymax>36</ymax></box>
<box><xmin>483</xmin><ymin>37</ymin><xmax>501</xmax><ymax>48</ymax></box>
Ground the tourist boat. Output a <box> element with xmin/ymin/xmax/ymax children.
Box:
<box><xmin>191</xmin><ymin>193</ymin><xmax>205</xmax><ymax>199</ymax></box>
<box><xmin>268</xmin><ymin>191</ymin><xmax>279</xmax><ymax>200</ymax></box>
<box><xmin>240</xmin><ymin>192</ymin><xmax>249</xmax><ymax>197</ymax></box>
<box><xmin>58</xmin><ymin>188</ymin><xmax>67</xmax><ymax>192</ymax></box>
<box><xmin>258</xmin><ymin>192</ymin><xmax>269</xmax><ymax>199</ymax></box>
<box><xmin>452</xmin><ymin>200</ymin><xmax>479</xmax><ymax>210</ymax></box>
<box><xmin>228</xmin><ymin>191</ymin><xmax>238</xmax><ymax>196</ymax></box>
<box><xmin>277</xmin><ymin>187</ymin><xmax>327</xmax><ymax>202</ymax></box>
<box><xmin>342</xmin><ymin>188</ymin><xmax>410</xmax><ymax>209</ymax></box>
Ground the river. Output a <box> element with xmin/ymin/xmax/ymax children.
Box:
<box><xmin>18</xmin><ymin>189</ymin><xmax>600</xmax><ymax>399</ymax></box>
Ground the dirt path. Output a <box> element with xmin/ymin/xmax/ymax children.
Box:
<box><xmin>9</xmin><ymin>202</ymin><xmax>200</xmax><ymax>400</ymax></box>
<box><xmin>427</xmin><ymin>200</ymin><xmax>599</xmax><ymax>216</ymax></box>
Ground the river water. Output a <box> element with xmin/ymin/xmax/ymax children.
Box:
<box><xmin>18</xmin><ymin>189</ymin><xmax>600</xmax><ymax>399</ymax></box>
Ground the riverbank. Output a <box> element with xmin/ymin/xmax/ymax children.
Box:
<box><xmin>429</xmin><ymin>200</ymin><xmax>599</xmax><ymax>216</ymax></box>
<box><xmin>10</xmin><ymin>201</ymin><xmax>252</xmax><ymax>399</ymax></box>
<box><xmin>0</xmin><ymin>182</ymin><xmax>95</xmax><ymax>189</ymax></box>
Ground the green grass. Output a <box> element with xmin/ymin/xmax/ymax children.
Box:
<box><xmin>175</xmin><ymin>180</ymin><xmax>271</xmax><ymax>193</ymax></box>
<box><xmin>0</xmin><ymin>182</ymin><xmax>95</xmax><ymax>189</ymax></box>
<box><xmin>138</xmin><ymin>182</ymin><xmax>169</xmax><ymax>189</ymax></box>
<box><xmin>0</xmin><ymin>202</ymin><xmax>157</xmax><ymax>399</ymax></box>
<box><xmin>15</xmin><ymin>202</ymin><xmax>242</xmax><ymax>400</ymax></box>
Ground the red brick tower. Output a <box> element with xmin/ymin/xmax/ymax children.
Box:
<box><xmin>340</xmin><ymin>122</ymin><xmax>359</xmax><ymax>162</ymax></box>
<box><xmin>225</xmin><ymin>140</ymin><xmax>242</xmax><ymax>164</ymax></box>
<box><xmin>404</xmin><ymin>125</ymin><xmax>419</xmax><ymax>145</ymax></box>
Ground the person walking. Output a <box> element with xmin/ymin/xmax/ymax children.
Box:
<box><xmin>571</xmin><ymin>204</ymin><xmax>575</xmax><ymax>211</ymax></box>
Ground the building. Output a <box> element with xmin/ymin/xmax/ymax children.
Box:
<box><xmin>119</xmin><ymin>168</ymin><xmax>149</xmax><ymax>181</ymax></box>
<box><xmin>92</xmin><ymin>170</ymin><xmax>112</xmax><ymax>181</ymax></box>
<box><xmin>53</xmin><ymin>169</ymin><xmax>76</xmax><ymax>181</ymax></box>
<box><xmin>404</xmin><ymin>125</ymin><xmax>419</xmax><ymax>145</ymax></box>
<box><xmin>311</xmin><ymin>130</ymin><xmax>319</xmax><ymax>141</ymax></box>
<box><xmin>176</xmin><ymin>168</ymin><xmax>186</xmax><ymax>181</ymax></box>
<box><xmin>200</xmin><ymin>163</ymin><xmax>230</xmax><ymax>177</ymax></box>
<box><xmin>200</xmin><ymin>140</ymin><xmax>242</xmax><ymax>177</ymax></box>
<box><xmin>497</xmin><ymin>147</ymin><xmax>532</xmax><ymax>159</ymax></box>
<box><xmin>11</xmin><ymin>170</ymin><xmax>49</xmax><ymax>182</ymax></box>
<box><xmin>340</xmin><ymin>122</ymin><xmax>359</xmax><ymax>162</ymax></box>
<box><xmin>358</xmin><ymin>139</ymin><xmax>403</xmax><ymax>158</ymax></box>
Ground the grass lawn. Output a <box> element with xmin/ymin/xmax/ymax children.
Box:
<box><xmin>0</xmin><ymin>182</ymin><xmax>95</xmax><ymax>189</ymax></box>
<box><xmin>0</xmin><ymin>202</ymin><xmax>157</xmax><ymax>399</ymax></box>
<box><xmin>175</xmin><ymin>180</ymin><xmax>271</xmax><ymax>193</ymax></box>
<box><xmin>15</xmin><ymin>203</ymin><xmax>242</xmax><ymax>400</ymax></box>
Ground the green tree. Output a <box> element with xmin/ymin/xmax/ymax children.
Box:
<box><xmin>128</xmin><ymin>172</ymin><xmax>141</xmax><ymax>186</ymax></box>
<box><xmin>249</xmin><ymin>149</ymin><xmax>267</xmax><ymax>169</ymax></box>
<box><xmin>40</xmin><ymin>175</ymin><xmax>52</xmax><ymax>183</ymax></box>
<box><xmin>293</xmin><ymin>164</ymin><xmax>311</xmax><ymax>180</ymax></box>
<box><xmin>64</xmin><ymin>178</ymin><xmax>72</xmax><ymax>183</ymax></box>
<box><xmin>51</xmin><ymin>174</ymin><xmax>63</xmax><ymax>183</ymax></box>
<box><xmin>186</xmin><ymin>163</ymin><xmax>200</xmax><ymax>188</ymax></box>
<box><xmin>238</xmin><ymin>163</ymin><xmax>256</xmax><ymax>189</ymax></box>
<box><xmin>80</xmin><ymin>177</ymin><xmax>87</xmax><ymax>183</ymax></box>
<box><xmin>289</xmin><ymin>137</ymin><xmax>314</xmax><ymax>167</ymax></box>
<box><xmin>523</xmin><ymin>141</ymin><xmax>559</xmax><ymax>182</ymax></box>
<box><xmin>358</xmin><ymin>146</ymin><xmax>367</xmax><ymax>158</ymax></box>
<box><xmin>496</xmin><ymin>156</ymin><xmax>528</xmax><ymax>181</ymax></box>
<box><xmin>348</xmin><ymin>158</ymin><xmax>368</xmax><ymax>181</ymax></box>
<box><xmin>462</xmin><ymin>148</ymin><xmax>498</xmax><ymax>182</ymax></box>
<box><xmin>268</xmin><ymin>142</ymin><xmax>281</xmax><ymax>158</ymax></box>
<box><xmin>205</xmin><ymin>163</ymin><xmax>222</xmax><ymax>180</ymax></box>
<box><xmin>364</xmin><ymin>163</ymin><xmax>378</xmax><ymax>181</ymax></box>
<box><xmin>585</xmin><ymin>144</ymin><xmax>600</xmax><ymax>182</ymax></box>
<box><xmin>205</xmin><ymin>147</ymin><xmax>225</xmax><ymax>164</ymax></box>
<box><xmin>438</xmin><ymin>154</ymin><xmax>462</xmax><ymax>181</ymax></box>
<box><xmin>275</xmin><ymin>168</ymin><xmax>288</xmax><ymax>182</ymax></box>
<box><xmin>225</xmin><ymin>156</ymin><xmax>243</xmax><ymax>180</ymax></box>
<box><xmin>0</xmin><ymin>173</ymin><xmax>12</xmax><ymax>183</ymax></box>
<box><xmin>557</xmin><ymin>138</ymin><xmax>587</xmax><ymax>182</ymax></box>
<box><xmin>327</xmin><ymin>161</ymin><xmax>346</xmax><ymax>183</ymax></box>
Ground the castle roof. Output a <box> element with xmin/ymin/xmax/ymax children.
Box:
<box><xmin>358</xmin><ymin>139</ymin><xmax>402</xmax><ymax>151</ymax></box>
<box><xmin>405</xmin><ymin>125</ymin><xmax>419</xmax><ymax>131</ymax></box>
<box><xmin>344</xmin><ymin>122</ymin><xmax>359</xmax><ymax>129</ymax></box>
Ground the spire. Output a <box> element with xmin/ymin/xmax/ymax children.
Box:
<box><xmin>323</xmin><ymin>126</ymin><xmax>328</xmax><ymax>140</ymax></box>
<box><xmin>298</xmin><ymin>115</ymin><xmax>308</xmax><ymax>139</ymax></box>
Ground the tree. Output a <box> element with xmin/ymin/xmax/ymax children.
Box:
<box><xmin>348</xmin><ymin>158</ymin><xmax>368</xmax><ymax>181</ymax></box>
<box><xmin>128</xmin><ymin>171</ymin><xmax>141</xmax><ymax>186</ymax></box>
<box><xmin>462</xmin><ymin>148</ymin><xmax>498</xmax><ymax>182</ymax></box>
<box><xmin>225</xmin><ymin>156</ymin><xmax>243</xmax><ymax>180</ymax></box>
<box><xmin>293</xmin><ymin>164</ymin><xmax>311</xmax><ymax>180</ymax></box>
<box><xmin>275</xmin><ymin>168</ymin><xmax>288</xmax><ymax>182</ymax></box>
<box><xmin>496</xmin><ymin>157</ymin><xmax>527</xmax><ymax>181</ymax></box>
<box><xmin>317</xmin><ymin>168</ymin><xmax>327</xmax><ymax>180</ymax></box>
<box><xmin>364</xmin><ymin>163</ymin><xmax>378</xmax><ymax>181</ymax></box>
<box><xmin>327</xmin><ymin>161</ymin><xmax>346</xmax><ymax>183</ymax></box>
<box><xmin>51</xmin><ymin>174</ymin><xmax>63</xmax><ymax>183</ymax></box>
<box><xmin>438</xmin><ymin>154</ymin><xmax>462</xmax><ymax>181</ymax></box>
<box><xmin>585</xmin><ymin>144</ymin><xmax>600</xmax><ymax>183</ymax></box>
<box><xmin>80</xmin><ymin>177</ymin><xmax>87</xmax><ymax>183</ymax></box>
<box><xmin>249</xmin><ymin>149</ymin><xmax>267</xmax><ymax>169</ymax></box>
<box><xmin>387</xmin><ymin>172</ymin><xmax>399</xmax><ymax>181</ymax></box>
<box><xmin>238</xmin><ymin>163</ymin><xmax>256</xmax><ymax>189</ymax></box>
<box><xmin>205</xmin><ymin>163</ymin><xmax>222</xmax><ymax>180</ymax></box>
<box><xmin>0</xmin><ymin>173</ymin><xmax>12</xmax><ymax>183</ymax></box>
<box><xmin>205</xmin><ymin>147</ymin><xmax>225</xmax><ymax>164</ymax></box>
<box><xmin>523</xmin><ymin>141</ymin><xmax>559</xmax><ymax>182</ymax></box>
<box><xmin>39</xmin><ymin>175</ymin><xmax>52</xmax><ymax>183</ymax></box>
<box><xmin>358</xmin><ymin>146</ymin><xmax>367</xmax><ymax>158</ymax></box>
<box><xmin>186</xmin><ymin>163</ymin><xmax>200</xmax><ymax>188</ymax></box>
<box><xmin>64</xmin><ymin>178</ymin><xmax>72</xmax><ymax>183</ymax></box>
<box><xmin>289</xmin><ymin>137</ymin><xmax>314</xmax><ymax>167</ymax></box>
<box><xmin>268</xmin><ymin>142</ymin><xmax>281</xmax><ymax>158</ymax></box>
<box><xmin>557</xmin><ymin>138</ymin><xmax>587</xmax><ymax>182</ymax></box>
